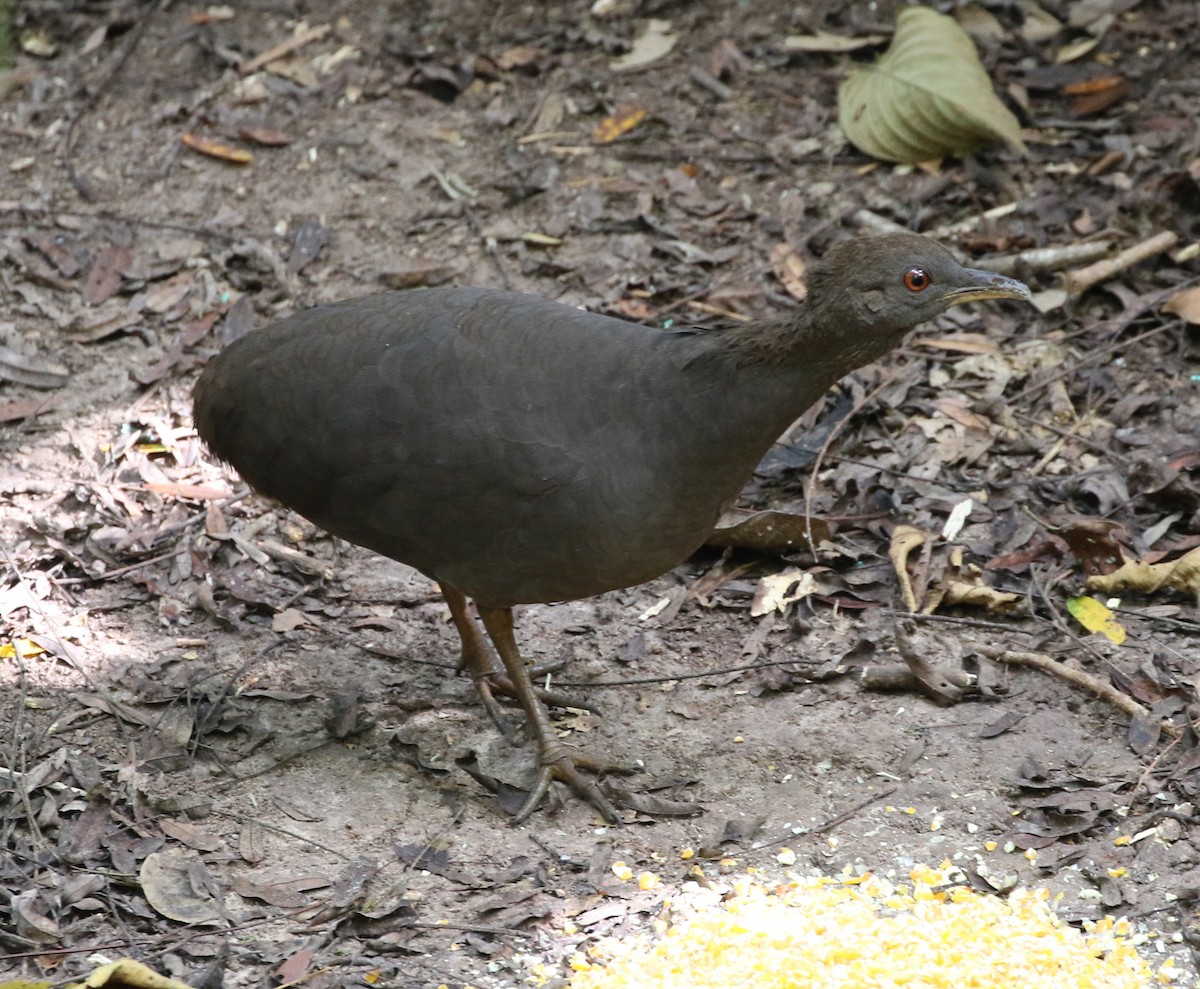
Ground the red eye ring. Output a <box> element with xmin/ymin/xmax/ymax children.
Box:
<box><xmin>903</xmin><ymin>267</ymin><xmax>931</xmax><ymax>292</ymax></box>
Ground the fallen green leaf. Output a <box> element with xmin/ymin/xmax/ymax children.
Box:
<box><xmin>837</xmin><ymin>7</ymin><xmax>1027</xmax><ymax>164</ymax></box>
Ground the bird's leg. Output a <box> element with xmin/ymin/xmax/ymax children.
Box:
<box><xmin>441</xmin><ymin>586</ymin><xmax>600</xmax><ymax>725</ymax></box>
<box><xmin>477</xmin><ymin>605</ymin><xmax>623</xmax><ymax>824</ymax></box>
<box><xmin>442</xmin><ymin>585</ymin><xmax>510</xmax><ymax>731</ymax></box>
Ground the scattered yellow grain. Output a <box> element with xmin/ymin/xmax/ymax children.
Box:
<box><xmin>638</xmin><ymin>872</ymin><xmax>660</xmax><ymax>891</ymax></box>
<box><xmin>909</xmin><ymin>864</ymin><xmax>943</xmax><ymax>885</ymax></box>
<box><xmin>612</xmin><ymin>862</ymin><xmax>633</xmax><ymax>882</ymax></box>
<box><xmin>777</xmin><ymin>848</ymin><xmax>796</xmax><ymax>866</ymax></box>
<box><xmin>565</xmin><ymin>870</ymin><xmax>1158</xmax><ymax>989</ymax></box>
<box><xmin>1109</xmin><ymin>867</ymin><xmax>1128</xmax><ymax>879</ymax></box>
<box><xmin>679</xmin><ymin>848</ymin><xmax>695</xmax><ymax>861</ymax></box>
<box><xmin>1024</xmin><ymin>848</ymin><xmax>1038</xmax><ymax>862</ymax></box>
<box><xmin>1115</xmin><ymin>834</ymin><xmax>1133</xmax><ymax>846</ymax></box>
<box><xmin>984</xmin><ymin>840</ymin><xmax>998</xmax><ymax>851</ymax></box>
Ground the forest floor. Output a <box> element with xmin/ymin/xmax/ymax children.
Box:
<box><xmin>2</xmin><ymin>1</ymin><xmax>1199</xmax><ymax>986</ymax></box>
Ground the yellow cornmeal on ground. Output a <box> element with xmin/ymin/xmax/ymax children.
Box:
<box><xmin>565</xmin><ymin>868</ymin><xmax>1169</xmax><ymax>989</ymax></box>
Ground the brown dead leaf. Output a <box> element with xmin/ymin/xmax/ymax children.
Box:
<box><xmin>181</xmin><ymin>132</ymin><xmax>254</xmax><ymax>164</ymax></box>
<box><xmin>987</xmin><ymin>538</ymin><xmax>1064</xmax><ymax>572</ymax></box>
<box><xmin>26</xmin><ymin>233</ymin><xmax>82</xmax><ymax>277</ymax></box>
<box><xmin>272</xmin><ymin>608</ymin><xmax>311</xmax><ymax>632</ymax></box>
<box><xmin>233</xmin><ymin>876</ymin><xmax>328</xmax><ymax>908</ymax></box>
<box><xmin>0</xmin><ymin>345</ymin><xmax>70</xmax><ymax>389</ymax></box>
<box><xmin>931</xmin><ymin>397</ymin><xmax>995</xmax><ymax>432</ymax></box>
<box><xmin>144</xmin><ymin>272</ymin><xmax>193</xmax><ymax>314</ymax></box>
<box><xmin>160</xmin><ymin>818</ymin><xmax>222</xmax><ymax>852</ymax></box>
<box><xmin>10</xmin><ymin>889</ymin><xmax>60</xmax><ymax>944</ymax></box>
<box><xmin>82</xmin><ymin>244</ymin><xmax>132</xmax><ymax>306</ymax></box>
<box><xmin>1163</xmin><ymin>286</ymin><xmax>1200</xmax><ymax>325</ymax></box>
<box><xmin>139</xmin><ymin>849</ymin><xmax>225</xmax><ymax>925</ymax></box>
<box><xmin>0</xmin><ymin>395</ymin><xmax>58</xmax><ymax>423</ymax></box>
<box><xmin>1058</xmin><ymin>518</ymin><xmax>1127</xmax><ymax>577</ymax></box>
<box><xmin>379</xmin><ymin>259</ymin><xmax>462</xmax><ymax>289</ymax></box>
<box><xmin>238</xmin><ymin>126</ymin><xmax>295</xmax><ymax>146</ymax></box>
<box><xmin>1064</xmin><ymin>74</ymin><xmax>1130</xmax><ymax>115</ymax></box>
<box><xmin>68</xmin><ymin>306</ymin><xmax>142</xmax><ymax>342</ymax></box>
<box><xmin>136</xmin><ymin>311</ymin><xmax>222</xmax><ymax>386</ymax></box>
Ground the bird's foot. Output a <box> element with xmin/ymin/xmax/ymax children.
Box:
<box><xmin>513</xmin><ymin>738</ymin><xmax>638</xmax><ymax>825</ymax></box>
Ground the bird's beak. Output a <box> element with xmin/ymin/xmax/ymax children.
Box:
<box><xmin>946</xmin><ymin>269</ymin><xmax>1032</xmax><ymax>306</ymax></box>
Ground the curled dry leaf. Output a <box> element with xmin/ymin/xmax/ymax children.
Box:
<box><xmin>593</xmin><ymin>106</ymin><xmax>648</xmax><ymax>143</ymax></box>
<box><xmin>888</xmin><ymin>524</ymin><xmax>931</xmax><ymax>612</ymax></box>
<box><xmin>610</xmin><ymin>19</ymin><xmax>677</xmax><ymax>73</ymax></box>
<box><xmin>750</xmin><ymin>568</ymin><xmax>818</xmax><ymax>617</ymax></box>
<box><xmin>82</xmin><ymin>958</ymin><xmax>199</xmax><ymax>989</ymax></box>
<box><xmin>837</xmin><ymin>7</ymin><xmax>1027</xmax><ymax>164</ymax></box>
<box><xmin>939</xmin><ymin>579</ymin><xmax>1022</xmax><ymax>614</ymax></box>
<box><xmin>1086</xmin><ymin>547</ymin><xmax>1200</xmax><ymax>598</ymax></box>
<box><xmin>181</xmin><ymin>132</ymin><xmax>254</xmax><ymax>164</ymax></box>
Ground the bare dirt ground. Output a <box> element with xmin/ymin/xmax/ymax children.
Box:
<box><xmin>2</xmin><ymin>1</ymin><xmax>1200</xmax><ymax>986</ymax></box>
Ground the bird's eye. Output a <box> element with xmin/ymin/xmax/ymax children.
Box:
<box><xmin>903</xmin><ymin>267</ymin><xmax>931</xmax><ymax>292</ymax></box>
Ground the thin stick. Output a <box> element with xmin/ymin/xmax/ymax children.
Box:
<box><xmin>978</xmin><ymin>646</ymin><xmax>1147</xmax><ymax>719</ymax></box>
<box><xmin>1062</xmin><ymin>230</ymin><xmax>1178</xmax><ymax>294</ymax></box>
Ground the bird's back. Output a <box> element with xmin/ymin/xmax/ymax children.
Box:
<box><xmin>194</xmin><ymin>288</ymin><xmax>743</xmax><ymax>605</ymax></box>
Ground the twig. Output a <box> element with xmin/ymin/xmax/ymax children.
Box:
<box><xmin>1062</xmin><ymin>230</ymin><xmax>1179</xmax><ymax>294</ymax></box>
<box><xmin>977</xmin><ymin>646</ymin><xmax>1147</xmax><ymax>719</ymax></box>
<box><xmin>750</xmin><ymin>784</ymin><xmax>899</xmax><ymax>850</ymax></box>
<box><xmin>968</xmin><ymin>239</ymin><xmax>1115</xmax><ymax>276</ymax></box>
<box><xmin>213</xmin><ymin>810</ymin><xmax>353</xmax><ymax>861</ymax></box>
<box><xmin>241</xmin><ymin>22</ymin><xmax>331</xmax><ymax>74</ymax></box>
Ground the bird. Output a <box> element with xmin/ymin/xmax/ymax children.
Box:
<box><xmin>192</xmin><ymin>232</ymin><xmax>1031</xmax><ymax>824</ymax></box>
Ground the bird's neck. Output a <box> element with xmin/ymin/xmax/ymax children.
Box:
<box><xmin>698</xmin><ymin>293</ymin><xmax>892</xmax><ymax>376</ymax></box>
<box><xmin>662</xmin><ymin>303</ymin><xmax>902</xmax><ymax>498</ymax></box>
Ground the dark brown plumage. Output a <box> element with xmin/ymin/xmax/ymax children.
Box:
<box><xmin>193</xmin><ymin>232</ymin><xmax>1030</xmax><ymax>822</ymax></box>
